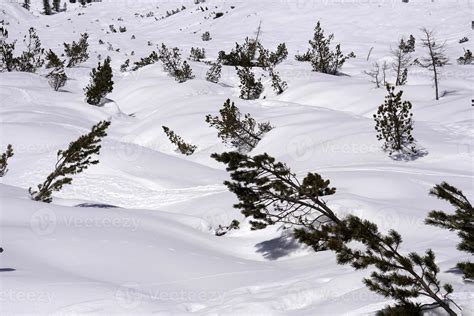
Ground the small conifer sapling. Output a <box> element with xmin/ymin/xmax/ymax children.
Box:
<box><xmin>84</xmin><ymin>56</ymin><xmax>114</xmax><ymax>106</ymax></box>
<box><xmin>29</xmin><ymin>121</ymin><xmax>111</xmax><ymax>203</ymax></box>
<box><xmin>206</xmin><ymin>99</ymin><xmax>273</xmax><ymax>153</ymax></box>
<box><xmin>162</xmin><ymin>126</ymin><xmax>197</xmax><ymax>156</ymax></box>
<box><xmin>374</xmin><ymin>85</ymin><xmax>416</xmax><ymax>157</ymax></box>
<box><xmin>0</xmin><ymin>144</ymin><xmax>14</xmax><ymax>177</ymax></box>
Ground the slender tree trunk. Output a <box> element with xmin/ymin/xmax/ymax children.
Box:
<box><xmin>433</xmin><ymin>65</ymin><xmax>439</xmax><ymax>100</ymax></box>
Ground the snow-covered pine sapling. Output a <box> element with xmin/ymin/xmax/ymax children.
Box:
<box><xmin>269</xmin><ymin>69</ymin><xmax>287</xmax><ymax>95</ymax></box>
<box><xmin>46</xmin><ymin>52</ymin><xmax>67</xmax><ymax>91</ymax></box>
<box><xmin>84</xmin><ymin>57</ymin><xmax>114</xmax><ymax>106</ymax></box>
<box><xmin>45</xmin><ymin>49</ymin><xmax>62</xmax><ymax>69</ymax></box>
<box><xmin>131</xmin><ymin>51</ymin><xmax>159</xmax><ymax>71</ymax></box>
<box><xmin>47</xmin><ymin>66</ymin><xmax>67</xmax><ymax>91</ymax></box>
<box><xmin>205</xmin><ymin>99</ymin><xmax>273</xmax><ymax>153</ymax></box>
<box><xmin>0</xmin><ymin>38</ymin><xmax>17</xmax><ymax>72</ymax></box>
<box><xmin>189</xmin><ymin>47</ymin><xmax>206</xmax><ymax>61</ymax></box>
<box><xmin>162</xmin><ymin>126</ymin><xmax>197</xmax><ymax>156</ymax></box>
<box><xmin>17</xmin><ymin>27</ymin><xmax>44</xmax><ymax>73</ymax></box>
<box><xmin>64</xmin><ymin>33</ymin><xmax>89</xmax><ymax>67</ymax></box>
<box><xmin>257</xmin><ymin>43</ymin><xmax>288</xmax><ymax>69</ymax></box>
<box><xmin>391</xmin><ymin>36</ymin><xmax>415</xmax><ymax>86</ymax></box>
<box><xmin>158</xmin><ymin>44</ymin><xmax>194</xmax><ymax>82</ymax></box>
<box><xmin>236</xmin><ymin>66</ymin><xmax>263</xmax><ymax>100</ymax></box>
<box><xmin>218</xmin><ymin>37</ymin><xmax>258</xmax><ymax>67</ymax></box>
<box><xmin>120</xmin><ymin>59</ymin><xmax>130</xmax><ymax>72</ymax></box>
<box><xmin>205</xmin><ymin>61</ymin><xmax>222</xmax><ymax>83</ymax></box>
<box><xmin>28</xmin><ymin>121</ymin><xmax>110</xmax><ymax>203</ymax></box>
<box><xmin>0</xmin><ymin>144</ymin><xmax>14</xmax><ymax>177</ymax></box>
<box><xmin>215</xmin><ymin>220</ymin><xmax>240</xmax><ymax>236</ymax></box>
<box><xmin>457</xmin><ymin>49</ymin><xmax>472</xmax><ymax>65</ymax></box>
<box><xmin>214</xmin><ymin>152</ymin><xmax>459</xmax><ymax>315</ymax></box>
<box><xmin>176</xmin><ymin>61</ymin><xmax>194</xmax><ymax>83</ymax></box>
<box><xmin>201</xmin><ymin>31</ymin><xmax>212</xmax><ymax>41</ymax></box>
<box><xmin>415</xmin><ymin>29</ymin><xmax>449</xmax><ymax>100</ymax></box>
<box><xmin>374</xmin><ymin>85</ymin><xmax>416</xmax><ymax>157</ymax></box>
<box><xmin>29</xmin><ymin>121</ymin><xmax>110</xmax><ymax>203</ymax></box>
<box><xmin>298</xmin><ymin>21</ymin><xmax>355</xmax><ymax>75</ymax></box>
<box><xmin>425</xmin><ymin>182</ymin><xmax>473</xmax><ymax>279</ymax></box>
<box><xmin>22</xmin><ymin>0</ymin><xmax>31</xmax><ymax>11</ymax></box>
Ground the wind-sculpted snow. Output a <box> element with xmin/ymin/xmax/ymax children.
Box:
<box><xmin>0</xmin><ymin>0</ymin><xmax>472</xmax><ymax>314</ymax></box>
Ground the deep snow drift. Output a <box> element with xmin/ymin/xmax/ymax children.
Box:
<box><xmin>0</xmin><ymin>0</ymin><xmax>473</xmax><ymax>315</ymax></box>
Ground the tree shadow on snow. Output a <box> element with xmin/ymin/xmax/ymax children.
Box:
<box><xmin>255</xmin><ymin>233</ymin><xmax>302</xmax><ymax>260</ymax></box>
<box><xmin>390</xmin><ymin>146</ymin><xmax>428</xmax><ymax>162</ymax></box>
<box><xmin>446</xmin><ymin>266</ymin><xmax>473</xmax><ymax>282</ymax></box>
<box><xmin>75</xmin><ymin>203</ymin><xmax>119</xmax><ymax>209</ymax></box>
<box><xmin>0</xmin><ymin>268</ymin><xmax>16</xmax><ymax>272</ymax></box>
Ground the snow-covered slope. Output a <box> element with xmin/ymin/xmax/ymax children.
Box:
<box><xmin>0</xmin><ymin>0</ymin><xmax>473</xmax><ymax>314</ymax></box>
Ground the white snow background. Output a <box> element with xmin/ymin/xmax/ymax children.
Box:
<box><xmin>0</xmin><ymin>0</ymin><xmax>473</xmax><ymax>314</ymax></box>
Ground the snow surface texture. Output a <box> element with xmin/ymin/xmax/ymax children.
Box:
<box><xmin>0</xmin><ymin>0</ymin><xmax>473</xmax><ymax>314</ymax></box>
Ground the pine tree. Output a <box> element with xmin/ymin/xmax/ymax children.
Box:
<box><xmin>206</xmin><ymin>61</ymin><xmax>222</xmax><ymax>83</ymax></box>
<box><xmin>201</xmin><ymin>31</ymin><xmax>212</xmax><ymax>41</ymax></box>
<box><xmin>374</xmin><ymin>85</ymin><xmax>416</xmax><ymax>157</ymax></box>
<box><xmin>236</xmin><ymin>66</ymin><xmax>263</xmax><ymax>100</ymax></box>
<box><xmin>176</xmin><ymin>61</ymin><xmax>194</xmax><ymax>83</ymax></box>
<box><xmin>257</xmin><ymin>43</ymin><xmax>288</xmax><ymax>69</ymax></box>
<box><xmin>43</xmin><ymin>0</ymin><xmax>52</xmax><ymax>15</ymax></box>
<box><xmin>84</xmin><ymin>57</ymin><xmax>114</xmax><ymax>105</ymax></box>
<box><xmin>0</xmin><ymin>144</ymin><xmax>14</xmax><ymax>177</ymax></box>
<box><xmin>120</xmin><ymin>59</ymin><xmax>130</xmax><ymax>72</ymax></box>
<box><xmin>426</xmin><ymin>182</ymin><xmax>473</xmax><ymax>279</ymax></box>
<box><xmin>29</xmin><ymin>121</ymin><xmax>110</xmax><ymax>203</ymax></box>
<box><xmin>206</xmin><ymin>99</ymin><xmax>273</xmax><ymax>153</ymax></box>
<box><xmin>0</xmin><ymin>40</ymin><xmax>17</xmax><ymax>72</ymax></box>
<box><xmin>162</xmin><ymin>126</ymin><xmax>197</xmax><ymax>156</ymax></box>
<box><xmin>64</xmin><ymin>33</ymin><xmax>89</xmax><ymax>67</ymax></box>
<box><xmin>270</xmin><ymin>69</ymin><xmax>287</xmax><ymax>95</ymax></box>
<box><xmin>457</xmin><ymin>49</ymin><xmax>472</xmax><ymax>65</ymax></box>
<box><xmin>298</xmin><ymin>21</ymin><xmax>355</xmax><ymax>75</ymax></box>
<box><xmin>415</xmin><ymin>29</ymin><xmax>449</xmax><ymax>100</ymax></box>
<box><xmin>45</xmin><ymin>49</ymin><xmax>63</xmax><ymax>69</ymax></box>
<box><xmin>158</xmin><ymin>44</ymin><xmax>194</xmax><ymax>82</ymax></box>
<box><xmin>17</xmin><ymin>28</ymin><xmax>44</xmax><ymax>73</ymax></box>
<box><xmin>214</xmin><ymin>152</ymin><xmax>459</xmax><ymax>315</ymax></box>
<box><xmin>218</xmin><ymin>37</ymin><xmax>257</xmax><ymax>67</ymax></box>
<box><xmin>212</xmin><ymin>152</ymin><xmax>338</xmax><ymax>231</ymax></box>
<box><xmin>131</xmin><ymin>51</ymin><xmax>158</xmax><ymax>71</ymax></box>
<box><xmin>53</xmin><ymin>0</ymin><xmax>61</xmax><ymax>12</ymax></box>
<box><xmin>47</xmin><ymin>54</ymin><xmax>67</xmax><ymax>91</ymax></box>
<box><xmin>22</xmin><ymin>0</ymin><xmax>31</xmax><ymax>10</ymax></box>
<box><xmin>189</xmin><ymin>47</ymin><xmax>206</xmax><ymax>61</ymax></box>
<box><xmin>295</xmin><ymin>216</ymin><xmax>457</xmax><ymax>315</ymax></box>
